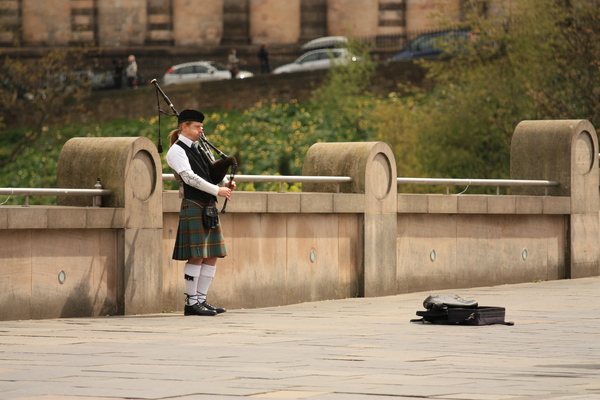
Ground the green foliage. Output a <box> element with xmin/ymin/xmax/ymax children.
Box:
<box><xmin>311</xmin><ymin>39</ymin><xmax>378</xmax><ymax>142</ymax></box>
<box><xmin>14</xmin><ymin>6</ymin><xmax>599</xmax><ymax>202</ymax></box>
<box><xmin>0</xmin><ymin>47</ymin><xmax>93</xmax><ymax>169</ymax></box>
<box><xmin>368</xmin><ymin>89</ymin><xmax>428</xmax><ymax>191</ymax></box>
<box><xmin>371</xmin><ymin>0</ymin><xmax>600</xmax><ymax>194</ymax></box>
<box><xmin>519</xmin><ymin>0</ymin><xmax>600</xmax><ymax>124</ymax></box>
<box><xmin>0</xmin><ymin>36</ymin><xmax>381</xmax><ymax>204</ymax></box>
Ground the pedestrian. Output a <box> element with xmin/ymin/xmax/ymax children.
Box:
<box><xmin>113</xmin><ymin>58</ymin><xmax>123</xmax><ymax>89</ymax></box>
<box><xmin>227</xmin><ymin>48</ymin><xmax>240</xmax><ymax>78</ymax></box>
<box><xmin>166</xmin><ymin>109</ymin><xmax>236</xmax><ymax>316</ymax></box>
<box><xmin>126</xmin><ymin>54</ymin><xmax>137</xmax><ymax>88</ymax></box>
<box><xmin>258</xmin><ymin>43</ymin><xmax>271</xmax><ymax>74</ymax></box>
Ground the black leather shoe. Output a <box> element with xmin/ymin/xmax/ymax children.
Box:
<box><xmin>201</xmin><ymin>301</ymin><xmax>226</xmax><ymax>314</ymax></box>
<box><xmin>184</xmin><ymin>303</ymin><xmax>217</xmax><ymax>316</ymax></box>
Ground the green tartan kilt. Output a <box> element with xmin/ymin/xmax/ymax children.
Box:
<box><xmin>172</xmin><ymin>199</ymin><xmax>228</xmax><ymax>260</ymax></box>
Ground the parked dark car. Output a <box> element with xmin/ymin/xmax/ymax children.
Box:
<box><xmin>388</xmin><ymin>29</ymin><xmax>476</xmax><ymax>61</ymax></box>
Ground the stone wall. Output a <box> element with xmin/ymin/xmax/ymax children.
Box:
<box><xmin>82</xmin><ymin>61</ymin><xmax>427</xmax><ymax>124</ymax></box>
<box><xmin>4</xmin><ymin>0</ymin><xmax>513</xmax><ymax>48</ymax></box>
<box><xmin>1</xmin><ymin>120</ymin><xmax>597</xmax><ymax>321</ymax></box>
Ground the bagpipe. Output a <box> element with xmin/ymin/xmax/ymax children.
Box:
<box><xmin>151</xmin><ymin>79</ymin><xmax>237</xmax><ymax>213</ymax></box>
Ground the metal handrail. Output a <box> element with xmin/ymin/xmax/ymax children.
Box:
<box><xmin>162</xmin><ymin>174</ymin><xmax>353</xmax><ymax>193</ymax></box>
<box><xmin>397</xmin><ymin>177</ymin><xmax>560</xmax><ymax>195</ymax></box>
<box><xmin>0</xmin><ymin>188</ymin><xmax>112</xmax><ymax>206</ymax></box>
<box><xmin>0</xmin><ymin>175</ymin><xmax>563</xmax><ymax>207</ymax></box>
<box><xmin>163</xmin><ymin>173</ymin><xmax>561</xmax><ymax>195</ymax></box>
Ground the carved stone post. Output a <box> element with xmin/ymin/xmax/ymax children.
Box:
<box><xmin>511</xmin><ymin>120</ymin><xmax>600</xmax><ymax>278</ymax></box>
<box><xmin>303</xmin><ymin>142</ymin><xmax>398</xmax><ymax>296</ymax></box>
<box><xmin>56</xmin><ymin>137</ymin><xmax>163</xmax><ymax>315</ymax></box>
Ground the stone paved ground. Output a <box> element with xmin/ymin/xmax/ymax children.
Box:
<box><xmin>1</xmin><ymin>277</ymin><xmax>600</xmax><ymax>400</ymax></box>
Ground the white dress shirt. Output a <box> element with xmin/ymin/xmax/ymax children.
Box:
<box><xmin>166</xmin><ymin>135</ymin><xmax>219</xmax><ymax>197</ymax></box>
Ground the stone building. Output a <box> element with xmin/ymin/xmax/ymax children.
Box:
<box><xmin>0</xmin><ymin>0</ymin><xmax>503</xmax><ymax>48</ymax></box>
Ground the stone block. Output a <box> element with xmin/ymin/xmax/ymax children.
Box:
<box><xmin>213</xmin><ymin>213</ymin><xmax>288</xmax><ymax>308</ymax></box>
<box><xmin>173</xmin><ymin>0</ymin><xmax>223</xmax><ymax>46</ymax></box>
<box><xmin>0</xmin><ymin>207</ymin><xmax>7</xmax><ymax>229</ymax></box>
<box><xmin>488</xmin><ymin>196</ymin><xmax>516</xmax><ymax>214</ymax></box>
<box><xmin>47</xmin><ymin>208</ymin><xmax>87</xmax><ymax>229</ymax></box>
<box><xmin>268</xmin><ymin>192</ymin><xmax>300</xmax><ymax>213</ymax></box>
<box><xmin>286</xmin><ymin>214</ymin><xmax>342</xmax><ymax>303</ymax></box>
<box><xmin>515</xmin><ymin>196</ymin><xmax>543</xmax><ymax>214</ymax></box>
<box><xmin>397</xmin><ymin>194</ymin><xmax>428</xmax><ymax>214</ymax></box>
<box><xmin>428</xmin><ymin>195</ymin><xmax>457</xmax><ymax>214</ymax></box>
<box><xmin>364</xmin><ymin>213</ymin><xmax>397</xmax><ymax>296</ymax></box>
<box><xmin>337</xmin><ymin>215</ymin><xmax>363</xmax><ymax>298</ymax></box>
<box><xmin>122</xmin><ymin>228</ymin><xmax>163</xmax><ymax>315</ymax></box>
<box><xmin>333</xmin><ymin>194</ymin><xmax>364</xmax><ymax>213</ymax></box>
<box><xmin>22</xmin><ymin>0</ymin><xmax>71</xmax><ymax>45</ymax></box>
<box><xmin>501</xmin><ymin>215</ymin><xmax>554</xmax><ymax>284</ymax></box>
<box><xmin>0</xmin><ymin>230</ymin><xmax>32</xmax><ymax>320</ymax></box>
<box><xmin>86</xmin><ymin>208</ymin><xmax>126</xmax><ymax>229</ymax></box>
<box><xmin>327</xmin><ymin>0</ymin><xmax>379</xmax><ymax>37</ymax></box>
<box><xmin>97</xmin><ymin>0</ymin><xmax>147</xmax><ymax>47</ymax></box>
<box><xmin>301</xmin><ymin>193</ymin><xmax>334</xmax><ymax>213</ymax></box>
<box><xmin>457</xmin><ymin>195</ymin><xmax>488</xmax><ymax>214</ymax></box>
<box><xmin>8</xmin><ymin>207</ymin><xmax>47</xmax><ymax>229</ymax></box>
<box><xmin>229</xmin><ymin>192</ymin><xmax>268</xmax><ymax>213</ymax></box>
<box><xmin>569</xmin><ymin>213</ymin><xmax>600</xmax><ymax>278</ymax></box>
<box><xmin>455</xmin><ymin>215</ymin><xmax>503</xmax><ymax>287</ymax></box>
<box><xmin>543</xmin><ymin>196</ymin><xmax>571</xmax><ymax>214</ymax></box>
<box><xmin>249</xmin><ymin>0</ymin><xmax>300</xmax><ymax>44</ymax></box>
<box><xmin>162</xmin><ymin>191</ymin><xmax>183</xmax><ymax>213</ymax></box>
<box><xmin>397</xmin><ymin>214</ymin><xmax>457</xmax><ymax>293</ymax></box>
<box><xmin>31</xmin><ymin>229</ymin><xmax>119</xmax><ymax>319</ymax></box>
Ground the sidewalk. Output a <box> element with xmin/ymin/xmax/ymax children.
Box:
<box><xmin>1</xmin><ymin>277</ymin><xmax>600</xmax><ymax>400</ymax></box>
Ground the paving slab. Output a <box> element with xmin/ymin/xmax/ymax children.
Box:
<box><xmin>1</xmin><ymin>277</ymin><xmax>600</xmax><ymax>399</ymax></box>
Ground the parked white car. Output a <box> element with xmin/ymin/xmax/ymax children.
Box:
<box><xmin>162</xmin><ymin>61</ymin><xmax>254</xmax><ymax>85</ymax></box>
<box><xmin>301</xmin><ymin>35</ymin><xmax>348</xmax><ymax>51</ymax></box>
<box><xmin>272</xmin><ymin>48</ymin><xmax>360</xmax><ymax>74</ymax></box>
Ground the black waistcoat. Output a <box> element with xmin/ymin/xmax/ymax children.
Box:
<box><xmin>176</xmin><ymin>141</ymin><xmax>217</xmax><ymax>203</ymax></box>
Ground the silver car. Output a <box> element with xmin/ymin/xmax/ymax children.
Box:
<box><xmin>162</xmin><ymin>61</ymin><xmax>253</xmax><ymax>85</ymax></box>
<box><xmin>272</xmin><ymin>48</ymin><xmax>360</xmax><ymax>74</ymax></box>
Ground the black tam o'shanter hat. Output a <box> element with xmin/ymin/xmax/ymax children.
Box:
<box><xmin>178</xmin><ymin>109</ymin><xmax>205</xmax><ymax>124</ymax></box>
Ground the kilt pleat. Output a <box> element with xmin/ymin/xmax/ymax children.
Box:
<box><xmin>172</xmin><ymin>199</ymin><xmax>228</xmax><ymax>260</ymax></box>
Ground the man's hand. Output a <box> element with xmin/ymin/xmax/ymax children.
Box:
<box><xmin>225</xmin><ymin>180</ymin><xmax>236</xmax><ymax>190</ymax></box>
<box><xmin>218</xmin><ymin>186</ymin><xmax>232</xmax><ymax>200</ymax></box>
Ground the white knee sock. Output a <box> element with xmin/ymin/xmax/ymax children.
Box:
<box><xmin>197</xmin><ymin>263</ymin><xmax>217</xmax><ymax>303</ymax></box>
<box><xmin>184</xmin><ymin>263</ymin><xmax>202</xmax><ymax>305</ymax></box>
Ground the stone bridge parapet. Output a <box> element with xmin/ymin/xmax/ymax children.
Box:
<box><xmin>0</xmin><ymin>120</ymin><xmax>598</xmax><ymax>321</ymax></box>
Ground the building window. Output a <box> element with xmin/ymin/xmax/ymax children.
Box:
<box><xmin>146</xmin><ymin>0</ymin><xmax>173</xmax><ymax>45</ymax></box>
<box><xmin>300</xmin><ymin>0</ymin><xmax>327</xmax><ymax>41</ymax></box>
<box><xmin>71</xmin><ymin>0</ymin><xmax>97</xmax><ymax>44</ymax></box>
<box><xmin>379</xmin><ymin>0</ymin><xmax>406</xmax><ymax>28</ymax></box>
<box><xmin>0</xmin><ymin>0</ymin><xmax>22</xmax><ymax>46</ymax></box>
<box><xmin>222</xmin><ymin>0</ymin><xmax>249</xmax><ymax>45</ymax></box>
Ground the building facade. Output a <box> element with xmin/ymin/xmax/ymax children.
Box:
<box><xmin>0</xmin><ymin>0</ymin><xmax>503</xmax><ymax>48</ymax></box>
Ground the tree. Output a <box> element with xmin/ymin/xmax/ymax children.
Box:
<box><xmin>0</xmin><ymin>48</ymin><xmax>92</xmax><ymax>168</ymax></box>
<box><xmin>310</xmin><ymin>38</ymin><xmax>378</xmax><ymax>142</ymax></box>
<box><xmin>373</xmin><ymin>0</ymin><xmax>599</xmax><ymax>190</ymax></box>
<box><xmin>522</xmin><ymin>0</ymin><xmax>600</xmax><ymax>124</ymax></box>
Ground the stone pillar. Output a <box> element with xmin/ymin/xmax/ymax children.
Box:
<box><xmin>302</xmin><ymin>142</ymin><xmax>398</xmax><ymax>297</ymax></box>
<box><xmin>173</xmin><ymin>0</ymin><xmax>223</xmax><ymax>46</ymax></box>
<box><xmin>21</xmin><ymin>0</ymin><xmax>71</xmax><ymax>45</ymax></box>
<box><xmin>97</xmin><ymin>0</ymin><xmax>147</xmax><ymax>47</ymax></box>
<box><xmin>326</xmin><ymin>0</ymin><xmax>378</xmax><ymax>38</ymax></box>
<box><xmin>56</xmin><ymin>137</ymin><xmax>164</xmax><ymax>315</ymax></box>
<box><xmin>249</xmin><ymin>0</ymin><xmax>301</xmax><ymax>44</ymax></box>
<box><xmin>511</xmin><ymin>120</ymin><xmax>600</xmax><ymax>278</ymax></box>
